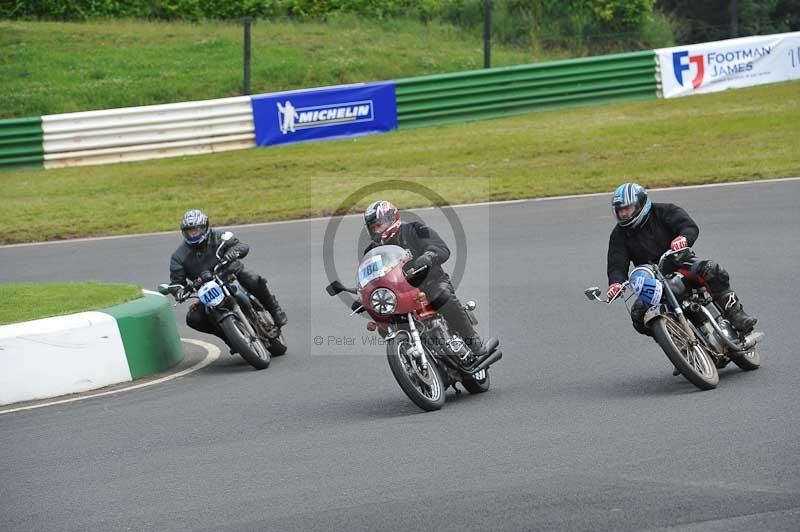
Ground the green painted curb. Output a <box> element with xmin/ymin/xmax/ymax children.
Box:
<box><xmin>102</xmin><ymin>293</ymin><xmax>183</xmax><ymax>380</ymax></box>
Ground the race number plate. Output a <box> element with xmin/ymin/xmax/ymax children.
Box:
<box><xmin>198</xmin><ymin>280</ymin><xmax>224</xmax><ymax>307</ymax></box>
<box><xmin>358</xmin><ymin>255</ymin><xmax>385</xmax><ymax>287</ymax></box>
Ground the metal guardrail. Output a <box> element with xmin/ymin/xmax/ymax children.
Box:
<box><xmin>395</xmin><ymin>51</ymin><xmax>658</xmax><ymax>128</ymax></box>
<box><xmin>0</xmin><ymin>117</ymin><xmax>44</xmax><ymax>171</ymax></box>
<box><xmin>0</xmin><ymin>51</ymin><xmax>658</xmax><ymax>170</ymax></box>
<box><xmin>40</xmin><ymin>96</ymin><xmax>255</xmax><ymax>168</ymax></box>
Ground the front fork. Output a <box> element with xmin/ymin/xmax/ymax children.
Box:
<box><xmin>661</xmin><ymin>276</ymin><xmax>697</xmax><ymax>340</ymax></box>
<box><xmin>406</xmin><ymin>313</ymin><xmax>428</xmax><ymax>370</ymax></box>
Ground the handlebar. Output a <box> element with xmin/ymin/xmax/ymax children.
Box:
<box><xmin>584</xmin><ymin>282</ymin><xmax>629</xmax><ymax>304</ymax></box>
<box><xmin>657</xmin><ymin>246</ymin><xmax>690</xmax><ymax>270</ymax></box>
<box><xmin>403</xmin><ymin>263</ymin><xmax>429</xmax><ymax>279</ymax></box>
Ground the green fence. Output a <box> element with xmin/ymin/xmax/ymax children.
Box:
<box><xmin>396</xmin><ymin>50</ymin><xmax>658</xmax><ymax>129</ymax></box>
<box><xmin>0</xmin><ymin>117</ymin><xmax>44</xmax><ymax>171</ymax></box>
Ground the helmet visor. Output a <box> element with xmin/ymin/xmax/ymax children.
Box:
<box><xmin>614</xmin><ymin>204</ymin><xmax>637</xmax><ymax>223</ymax></box>
<box><xmin>182</xmin><ymin>226</ymin><xmax>207</xmax><ymax>244</ymax></box>
<box><xmin>367</xmin><ymin>209</ymin><xmax>396</xmax><ymax>237</ymax></box>
<box><xmin>368</xmin><ymin>218</ymin><xmax>390</xmax><ymax>236</ymax></box>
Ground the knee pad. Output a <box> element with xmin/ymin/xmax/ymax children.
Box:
<box><xmin>698</xmin><ymin>260</ymin><xmax>730</xmax><ymax>291</ymax></box>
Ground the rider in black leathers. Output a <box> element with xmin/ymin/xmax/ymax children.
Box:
<box><xmin>362</xmin><ymin>200</ymin><xmax>487</xmax><ymax>357</ymax></box>
<box><xmin>169</xmin><ymin>209</ymin><xmax>287</xmax><ymax>343</ymax></box>
<box><xmin>606</xmin><ymin>183</ymin><xmax>757</xmax><ymax>337</ymax></box>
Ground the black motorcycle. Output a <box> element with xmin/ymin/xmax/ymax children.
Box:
<box><xmin>158</xmin><ymin>231</ymin><xmax>287</xmax><ymax>370</ymax></box>
<box><xmin>585</xmin><ymin>247</ymin><xmax>763</xmax><ymax>390</ymax></box>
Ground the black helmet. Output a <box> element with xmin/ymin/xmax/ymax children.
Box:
<box><xmin>180</xmin><ymin>209</ymin><xmax>210</xmax><ymax>246</ymax></box>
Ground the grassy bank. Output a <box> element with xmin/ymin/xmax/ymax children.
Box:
<box><xmin>0</xmin><ymin>283</ymin><xmax>143</xmax><ymax>325</ymax></box>
<box><xmin>0</xmin><ymin>16</ymin><xmax>540</xmax><ymax>118</ymax></box>
<box><xmin>2</xmin><ymin>81</ymin><xmax>798</xmax><ymax>245</ymax></box>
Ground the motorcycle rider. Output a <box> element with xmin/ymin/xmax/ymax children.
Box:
<box><xmin>606</xmin><ymin>183</ymin><xmax>757</xmax><ymax>337</ymax></box>
<box><xmin>362</xmin><ymin>200</ymin><xmax>487</xmax><ymax>357</ymax></box>
<box><xmin>169</xmin><ymin>209</ymin><xmax>288</xmax><ymax>345</ymax></box>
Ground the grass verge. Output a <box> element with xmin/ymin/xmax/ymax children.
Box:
<box><xmin>0</xmin><ymin>283</ymin><xmax>143</xmax><ymax>325</ymax></box>
<box><xmin>2</xmin><ymin>80</ymin><xmax>799</xmax><ymax>245</ymax></box>
<box><xmin>0</xmin><ymin>16</ymin><xmax>540</xmax><ymax>118</ymax></box>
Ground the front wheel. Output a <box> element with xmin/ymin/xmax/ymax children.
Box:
<box><xmin>221</xmin><ymin>316</ymin><xmax>271</xmax><ymax>370</ymax></box>
<box><xmin>651</xmin><ymin>315</ymin><xmax>719</xmax><ymax>390</ymax></box>
<box><xmin>386</xmin><ymin>336</ymin><xmax>445</xmax><ymax>411</ymax></box>
<box><xmin>461</xmin><ymin>369</ymin><xmax>490</xmax><ymax>394</ymax></box>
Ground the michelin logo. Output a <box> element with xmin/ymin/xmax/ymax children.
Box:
<box><xmin>277</xmin><ymin>99</ymin><xmax>374</xmax><ymax>135</ymax></box>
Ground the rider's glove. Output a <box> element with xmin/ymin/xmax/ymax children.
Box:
<box><xmin>223</xmin><ymin>249</ymin><xmax>240</xmax><ymax>262</ymax></box>
<box><xmin>670</xmin><ymin>236</ymin><xmax>688</xmax><ymax>252</ymax></box>
<box><xmin>607</xmin><ymin>283</ymin><xmax>623</xmax><ymax>302</ymax></box>
<box><xmin>412</xmin><ymin>252</ymin><xmax>434</xmax><ymax>271</ymax></box>
<box><xmin>175</xmin><ymin>286</ymin><xmax>187</xmax><ymax>302</ymax></box>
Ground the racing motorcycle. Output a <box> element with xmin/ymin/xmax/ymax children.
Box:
<box><xmin>326</xmin><ymin>244</ymin><xmax>502</xmax><ymax>411</ymax></box>
<box><xmin>584</xmin><ymin>247</ymin><xmax>763</xmax><ymax>390</ymax></box>
<box><xmin>158</xmin><ymin>231</ymin><xmax>287</xmax><ymax>370</ymax></box>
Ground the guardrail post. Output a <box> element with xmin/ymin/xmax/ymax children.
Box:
<box><xmin>243</xmin><ymin>17</ymin><xmax>252</xmax><ymax>95</ymax></box>
<box><xmin>483</xmin><ymin>0</ymin><xmax>492</xmax><ymax>69</ymax></box>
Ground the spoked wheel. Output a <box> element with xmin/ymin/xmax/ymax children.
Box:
<box><xmin>652</xmin><ymin>314</ymin><xmax>719</xmax><ymax>390</ymax></box>
<box><xmin>461</xmin><ymin>368</ymin><xmax>491</xmax><ymax>394</ymax></box>
<box><xmin>386</xmin><ymin>336</ymin><xmax>445</xmax><ymax>411</ymax></box>
<box><xmin>221</xmin><ymin>317</ymin><xmax>271</xmax><ymax>370</ymax></box>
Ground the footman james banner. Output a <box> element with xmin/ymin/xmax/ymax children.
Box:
<box><xmin>251</xmin><ymin>82</ymin><xmax>398</xmax><ymax>147</ymax></box>
<box><xmin>657</xmin><ymin>32</ymin><xmax>800</xmax><ymax>98</ymax></box>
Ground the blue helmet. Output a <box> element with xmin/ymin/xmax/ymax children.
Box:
<box><xmin>180</xmin><ymin>209</ymin><xmax>210</xmax><ymax>246</ymax></box>
<box><xmin>612</xmin><ymin>183</ymin><xmax>651</xmax><ymax>229</ymax></box>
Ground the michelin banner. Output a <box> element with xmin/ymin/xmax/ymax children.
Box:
<box><xmin>251</xmin><ymin>82</ymin><xmax>397</xmax><ymax>146</ymax></box>
<box><xmin>657</xmin><ymin>32</ymin><xmax>800</xmax><ymax>98</ymax></box>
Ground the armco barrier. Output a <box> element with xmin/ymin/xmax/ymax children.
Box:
<box><xmin>0</xmin><ymin>291</ymin><xmax>183</xmax><ymax>405</ymax></box>
<box><xmin>395</xmin><ymin>51</ymin><xmax>658</xmax><ymax>128</ymax></box>
<box><xmin>0</xmin><ymin>116</ymin><xmax>44</xmax><ymax>170</ymax></box>
<box><xmin>40</xmin><ymin>96</ymin><xmax>255</xmax><ymax>168</ymax></box>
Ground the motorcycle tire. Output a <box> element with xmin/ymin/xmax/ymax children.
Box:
<box><xmin>268</xmin><ymin>331</ymin><xmax>288</xmax><ymax>357</ymax></box>
<box><xmin>461</xmin><ymin>369</ymin><xmax>490</xmax><ymax>394</ymax></box>
<box><xmin>730</xmin><ymin>348</ymin><xmax>761</xmax><ymax>371</ymax></box>
<box><xmin>652</xmin><ymin>315</ymin><xmax>718</xmax><ymax>390</ymax></box>
<box><xmin>386</xmin><ymin>336</ymin><xmax>445</xmax><ymax>411</ymax></box>
<box><xmin>221</xmin><ymin>316</ymin><xmax>270</xmax><ymax>370</ymax></box>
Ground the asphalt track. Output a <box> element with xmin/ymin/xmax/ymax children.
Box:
<box><xmin>1</xmin><ymin>180</ymin><xmax>799</xmax><ymax>532</ymax></box>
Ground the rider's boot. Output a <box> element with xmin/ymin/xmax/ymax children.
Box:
<box><xmin>264</xmin><ymin>294</ymin><xmax>288</xmax><ymax>328</ymax></box>
<box><xmin>715</xmin><ymin>290</ymin><xmax>757</xmax><ymax>335</ymax></box>
<box><xmin>254</xmin><ymin>278</ymin><xmax>288</xmax><ymax>328</ymax></box>
<box><xmin>439</xmin><ymin>299</ymin><xmax>486</xmax><ymax>358</ymax></box>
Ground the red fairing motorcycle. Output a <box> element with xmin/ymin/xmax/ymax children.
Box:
<box><xmin>326</xmin><ymin>244</ymin><xmax>501</xmax><ymax>411</ymax></box>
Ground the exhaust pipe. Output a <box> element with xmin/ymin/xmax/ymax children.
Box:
<box><xmin>465</xmin><ymin>336</ymin><xmax>501</xmax><ymax>374</ymax></box>
<box><xmin>739</xmin><ymin>331</ymin><xmax>764</xmax><ymax>351</ymax></box>
<box><xmin>483</xmin><ymin>336</ymin><xmax>500</xmax><ymax>354</ymax></box>
<box><xmin>470</xmin><ymin>350</ymin><xmax>502</xmax><ymax>374</ymax></box>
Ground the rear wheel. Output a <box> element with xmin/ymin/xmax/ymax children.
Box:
<box><xmin>221</xmin><ymin>316</ymin><xmax>270</xmax><ymax>370</ymax></box>
<box><xmin>253</xmin><ymin>308</ymin><xmax>287</xmax><ymax>357</ymax></box>
<box><xmin>730</xmin><ymin>348</ymin><xmax>761</xmax><ymax>371</ymax></box>
<box><xmin>651</xmin><ymin>315</ymin><xmax>718</xmax><ymax>390</ymax></box>
<box><xmin>386</xmin><ymin>335</ymin><xmax>445</xmax><ymax>411</ymax></box>
<box><xmin>462</xmin><ymin>369</ymin><xmax>490</xmax><ymax>394</ymax></box>
<box><xmin>268</xmin><ymin>331</ymin><xmax>288</xmax><ymax>357</ymax></box>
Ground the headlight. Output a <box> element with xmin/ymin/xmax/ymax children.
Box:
<box><xmin>370</xmin><ymin>288</ymin><xmax>397</xmax><ymax>315</ymax></box>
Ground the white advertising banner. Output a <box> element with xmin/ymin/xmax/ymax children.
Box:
<box><xmin>657</xmin><ymin>32</ymin><xmax>800</xmax><ymax>98</ymax></box>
